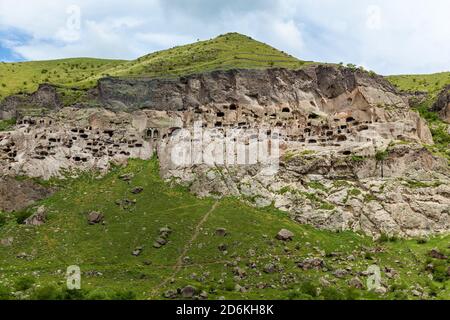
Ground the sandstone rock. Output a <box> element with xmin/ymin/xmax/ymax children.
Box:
<box><xmin>374</xmin><ymin>287</ymin><xmax>388</xmax><ymax>295</ymax></box>
<box><xmin>432</xmin><ymin>85</ymin><xmax>450</xmax><ymax>122</ymax></box>
<box><xmin>132</xmin><ymin>247</ymin><xmax>143</xmax><ymax>256</ymax></box>
<box><xmin>276</xmin><ymin>229</ymin><xmax>294</xmax><ymax>241</ymax></box>
<box><xmin>215</xmin><ymin>228</ymin><xmax>227</xmax><ymax>237</ymax></box>
<box><xmin>333</xmin><ymin>269</ymin><xmax>348</xmax><ymax>278</ymax></box>
<box><xmin>24</xmin><ymin>206</ymin><xmax>47</xmax><ymax>226</ymax></box>
<box><xmin>218</xmin><ymin>243</ymin><xmax>227</xmax><ymax>252</ymax></box>
<box><xmin>1</xmin><ymin>65</ymin><xmax>449</xmax><ymax>239</ymax></box>
<box><xmin>429</xmin><ymin>249</ymin><xmax>448</xmax><ymax>260</ymax></box>
<box><xmin>199</xmin><ymin>291</ymin><xmax>208</xmax><ymax>300</ymax></box>
<box><xmin>159</xmin><ymin>226</ymin><xmax>172</xmax><ymax>234</ymax></box>
<box><xmin>297</xmin><ymin>258</ymin><xmax>325</xmax><ymax>270</ymax></box>
<box><xmin>319</xmin><ymin>277</ymin><xmax>331</xmax><ymax>287</ymax></box>
<box><xmin>130</xmin><ymin>187</ymin><xmax>144</xmax><ymax>194</ymax></box>
<box><xmin>0</xmin><ymin>177</ymin><xmax>53</xmax><ymax>213</ymax></box>
<box><xmin>164</xmin><ymin>290</ymin><xmax>177</xmax><ymax>299</ymax></box>
<box><xmin>156</xmin><ymin>238</ymin><xmax>167</xmax><ymax>246</ymax></box>
<box><xmin>263</xmin><ymin>263</ymin><xmax>277</xmax><ymax>274</ymax></box>
<box><xmin>348</xmin><ymin>277</ymin><xmax>364</xmax><ymax>289</ymax></box>
<box><xmin>0</xmin><ymin>237</ymin><xmax>13</xmax><ymax>247</ymax></box>
<box><xmin>181</xmin><ymin>285</ymin><xmax>196</xmax><ymax>299</ymax></box>
<box><xmin>119</xmin><ymin>174</ymin><xmax>134</xmax><ymax>182</ymax></box>
<box><xmin>233</xmin><ymin>267</ymin><xmax>247</xmax><ymax>278</ymax></box>
<box><xmin>153</xmin><ymin>242</ymin><xmax>162</xmax><ymax>249</ymax></box>
<box><xmin>87</xmin><ymin>211</ymin><xmax>104</xmax><ymax>225</ymax></box>
<box><xmin>235</xmin><ymin>284</ymin><xmax>247</xmax><ymax>293</ymax></box>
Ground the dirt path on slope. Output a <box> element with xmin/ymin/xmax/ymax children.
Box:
<box><xmin>149</xmin><ymin>201</ymin><xmax>219</xmax><ymax>298</ymax></box>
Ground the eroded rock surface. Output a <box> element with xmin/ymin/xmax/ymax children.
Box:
<box><xmin>0</xmin><ymin>177</ymin><xmax>53</xmax><ymax>212</ymax></box>
<box><xmin>0</xmin><ymin>65</ymin><xmax>448</xmax><ymax>237</ymax></box>
<box><xmin>432</xmin><ymin>85</ymin><xmax>450</xmax><ymax>123</ymax></box>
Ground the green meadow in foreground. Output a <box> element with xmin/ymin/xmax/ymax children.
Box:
<box><xmin>0</xmin><ymin>159</ymin><xmax>448</xmax><ymax>300</ymax></box>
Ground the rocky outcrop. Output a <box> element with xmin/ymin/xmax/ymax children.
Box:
<box><xmin>172</xmin><ymin>144</ymin><xmax>449</xmax><ymax>238</ymax></box>
<box><xmin>0</xmin><ymin>84</ymin><xmax>61</xmax><ymax>120</ymax></box>
<box><xmin>0</xmin><ymin>65</ymin><xmax>448</xmax><ymax>237</ymax></box>
<box><xmin>0</xmin><ymin>177</ymin><xmax>53</xmax><ymax>212</ymax></box>
<box><xmin>432</xmin><ymin>85</ymin><xmax>450</xmax><ymax>123</ymax></box>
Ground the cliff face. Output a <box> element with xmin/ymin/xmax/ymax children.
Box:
<box><xmin>96</xmin><ymin>66</ymin><xmax>405</xmax><ymax>111</ymax></box>
<box><xmin>0</xmin><ymin>65</ymin><xmax>448</xmax><ymax>237</ymax></box>
<box><xmin>433</xmin><ymin>85</ymin><xmax>450</xmax><ymax>123</ymax></box>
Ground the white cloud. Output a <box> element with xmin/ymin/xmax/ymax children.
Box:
<box><xmin>0</xmin><ymin>0</ymin><xmax>449</xmax><ymax>74</ymax></box>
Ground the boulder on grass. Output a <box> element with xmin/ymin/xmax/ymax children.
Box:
<box><xmin>87</xmin><ymin>211</ymin><xmax>104</xmax><ymax>225</ymax></box>
<box><xmin>276</xmin><ymin>229</ymin><xmax>294</xmax><ymax>241</ymax></box>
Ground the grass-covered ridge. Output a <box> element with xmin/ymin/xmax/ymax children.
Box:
<box><xmin>0</xmin><ymin>58</ymin><xmax>124</xmax><ymax>101</ymax></box>
<box><xmin>0</xmin><ymin>158</ymin><xmax>448</xmax><ymax>300</ymax></box>
<box><xmin>387</xmin><ymin>72</ymin><xmax>450</xmax><ymax>96</ymax></box>
<box><xmin>0</xmin><ymin>33</ymin><xmax>310</xmax><ymax>102</ymax></box>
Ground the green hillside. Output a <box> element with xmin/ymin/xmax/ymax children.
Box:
<box><xmin>96</xmin><ymin>33</ymin><xmax>308</xmax><ymax>80</ymax></box>
<box><xmin>387</xmin><ymin>72</ymin><xmax>450</xmax><ymax>96</ymax></box>
<box><xmin>0</xmin><ymin>158</ymin><xmax>448</xmax><ymax>300</ymax></box>
<box><xmin>0</xmin><ymin>33</ymin><xmax>309</xmax><ymax>102</ymax></box>
<box><xmin>0</xmin><ymin>58</ymin><xmax>124</xmax><ymax>101</ymax></box>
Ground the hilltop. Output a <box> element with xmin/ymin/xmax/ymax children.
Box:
<box><xmin>0</xmin><ymin>33</ymin><xmax>310</xmax><ymax>102</ymax></box>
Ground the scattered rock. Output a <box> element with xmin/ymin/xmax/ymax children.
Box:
<box><xmin>16</xmin><ymin>252</ymin><xmax>30</xmax><ymax>260</ymax></box>
<box><xmin>132</xmin><ymin>246</ymin><xmax>143</xmax><ymax>256</ymax></box>
<box><xmin>159</xmin><ymin>226</ymin><xmax>172</xmax><ymax>234</ymax></box>
<box><xmin>348</xmin><ymin>277</ymin><xmax>364</xmax><ymax>289</ymax></box>
<box><xmin>235</xmin><ymin>284</ymin><xmax>247</xmax><ymax>293</ymax></box>
<box><xmin>0</xmin><ymin>237</ymin><xmax>14</xmax><ymax>247</ymax></box>
<box><xmin>297</xmin><ymin>258</ymin><xmax>325</xmax><ymax>270</ymax></box>
<box><xmin>24</xmin><ymin>206</ymin><xmax>47</xmax><ymax>226</ymax></box>
<box><xmin>233</xmin><ymin>267</ymin><xmax>247</xmax><ymax>278</ymax></box>
<box><xmin>181</xmin><ymin>285</ymin><xmax>197</xmax><ymax>298</ymax></box>
<box><xmin>218</xmin><ymin>243</ymin><xmax>228</xmax><ymax>252</ymax></box>
<box><xmin>199</xmin><ymin>291</ymin><xmax>208</xmax><ymax>300</ymax></box>
<box><xmin>429</xmin><ymin>249</ymin><xmax>448</xmax><ymax>260</ymax></box>
<box><xmin>153</xmin><ymin>226</ymin><xmax>172</xmax><ymax>248</ymax></box>
<box><xmin>131</xmin><ymin>187</ymin><xmax>144</xmax><ymax>194</ymax></box>
<box><xmin>263</xmin><ymin>263</ymin><xmax>277</xmax><ymax>274</ymax></box>
<box><xmin>164</xmin><ymin>290</ymin><xmax>177</xmax><ymax>299</ymax></box>
<box><xmin>119</xmin><ymin>173</ymin><xmax>134</xmax><ymax>182</ymax></box>
<box><xmin>87</xmin><ymin>211</ymin><xmax>104</xmax><ymax>225</ymax></box>
<box><xmin>332</xmin><ymin>269</ymin><xmax>348</xmax><ymax>278</ymax></box>
<box><xmin>215</xmin><ymin>228</ymin><xmax>227</xmax><ymax>237</ymax></box>
<box><xmin>319</xmin><ymin>277</ymin><xmax>331</xmax><ymax>287</ymax></box>
<box><xmin>276</xmin><ymin>229</ymin><xmax>294</xmax><ymax>241</ymax></box>
<box><xmin>153</xmin><ymin>242</ymin><xmax>162</xmax><ymax>249</ymax></box>
<box><xmin>156</xmin><ymin>238</ymin><xmax>167</xmax><ymax>246</ymax></box>
<box><xmin>411</xmin><ymin>289</ymin><xmax>422</xmax><ymax>297</ymax></box>
<box><xmin>374</xmin><ymin>287</ymin><xmax>388</xmax><ymax>295</ymax></box>
<box><xmin>183</xmin><ymin>256</ymin><xmax>191</xmax><ymax>264</ymax></box>
<box><xmin>115</xmin><ymin>199</ymin><xmax>136</xmax><ymax>209</ymax></box>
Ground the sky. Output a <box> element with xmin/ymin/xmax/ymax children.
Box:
<box><xmin>0</xmin><ymin>0</ymin><xmax>449</xmax><ymax>75</ymax></box>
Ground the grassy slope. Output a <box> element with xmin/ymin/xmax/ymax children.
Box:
<box><xmin>0</xmin><ymin>58</ymin><xmax>125</xmax><ymax>101</ymax></box>
<box><xmin>96</xmin><ymin>33</ymin><xmax>308</xmax><ymax>80</ymax></box>
<box><xmin>387</xmin><ymin>72</ymin><xmax>450</xmax><ymax>97</ymax></box>
<box><xmin>0</xmin><ymin>33</ymin><xmax>309</xmax><ymax>103</ymax></box>
<box><xmin>0</xmin><ymin>159</ymin><xmax>448</xmax><ymax>300</ymax></box>
<box><xmin>386</xmin><ymin>72</ymin><xmax>450</xmax><ymax>163</ymax></box>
